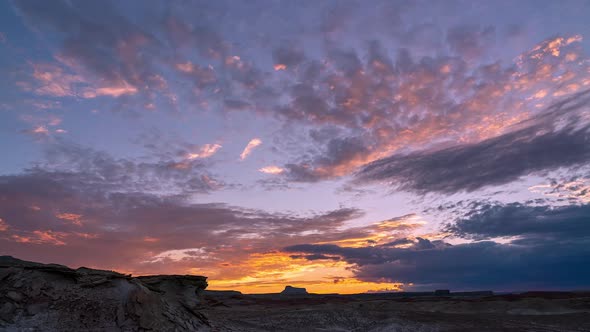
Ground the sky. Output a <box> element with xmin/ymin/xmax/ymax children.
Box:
<box><xmin>1</xmin><ymin>0</ymin><xmax>590</xmax><ymax>294</ymax></box>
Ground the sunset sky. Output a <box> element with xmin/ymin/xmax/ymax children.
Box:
<box><xmin>1</xmin><ymin>0</ymin><xmax>590</xmax><ymax>294</ymax></box>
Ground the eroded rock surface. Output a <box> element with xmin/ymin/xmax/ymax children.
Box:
<box><xmin>0</xmin><ymin>256</ymin><xmax>210</xmax><ymax>331</ymax></box>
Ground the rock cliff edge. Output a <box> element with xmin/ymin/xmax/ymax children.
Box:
<box><xmin>0</xmin><ymin>256</ymin><xmax>210</xmax><ymax>331</ymax></box>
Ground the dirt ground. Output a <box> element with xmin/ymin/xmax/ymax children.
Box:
<box><xmin>200</xmin><ymin>291</ymin><xmax>590</xmax><ymax>332</ymax></box>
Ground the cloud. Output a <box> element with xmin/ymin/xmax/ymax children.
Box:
<box><xmin>272</xmin><ymin>33</ymin><xmax>590</xmax><ymax>183</ymax></box>
<box><xmin>289</xmin><ymin>254</ymin><xmax>340</xmax><ymax>261</ymax></box>
<box><xmin>0</xmin><ymin>218</ymin><xmax>8</xmax><ymax>232</ymax></box>
<box><xmin>55</xmin><ymin>213</ymin><xmax>83</xmax><ymax>226</ymax></box>
<box><xmin>240</xmin><ymin>138</ymin><xmax>262</xmax><ymax>160</ymax></box>
<box><xmin>35</xmin><ymin>141</ymin><xmax>224</xmax><ymax>195</ymax></box>
<box><xmin>287</xmin><ymin>135</ymin><xmax>373</xmax><ymax>181</ymax></box>
<box><xmin>80</xmin><ymin>82</ymin><xmax>138</xmax><ymax>98</ymax></box>
<box><xmin>272</xmin><ymin>45</ymin><xmax>305</xmax><ymax>70</ymax></box>
<box><xmin>145</xmin><ymin>247</ymin><xmax>210</xmax><ymax>263</ymax></box>
<box><xmin>0</xmin><ymin>159</ymin><xmax>428</xmax><ymax>291</ymax></box>
<box><xmin>446</xmin><ymin>25</ymin><xmax>495</xmax><ymax>59</ymax></box>
<box><xmin>30</xmin><ymin>126</ymin><xmax>49</xmax><ymax>135</ymax></box>
<box><xmin>11</xmin><ymin>230</ymin><xmax>67</xmax><ymax>246</ymax></box>
<box><xmin>0</xmin><ymin>169</ymin><xmax>371</xmax><ymax>278</ymax></box>
<box><xmin>530</xmin><ymin>177</ymin><xmax>590</xmax><ymax>204</ymax></box>
<box><xmin>259</xmin><ymin>166</ymin><xmax>284</xmax><ymax>174</ymax></box>
<box><xmin>26</xmin><ymin>61</ymin><xmax>140</xmax><ymax>100</ymax></box>
<box><xmin>284</xmin><ymin>233</ymin><xmax>590</xmax><ymax>291</ymax></box>
<box><xmin>11</xmin><ymin>1</ymin><xmax>590</xmax><ymax>186</ymax></box>
<box><xmin>355</xmin><ymin>90</ymin><xmax>590</xmax><ymax>193</ymax></box>
<box><xmin>19</xmin><ymin>114</ymin><xmax>67</xmax><ymax>140</ymax></box>
<box><xmin>185</xmin><ymin>143</ymin><xmax>222</xmax><ymax>160</ymax></box>
<box><xmin>31</xmin><ymin>63</ymin><xmax>85</xmax><ymax>97</ymax></box>
<box><xmin>285</xmin><ymin>200</ymin><xmax>590</xmax><ymax>290</ymax></box>
<box><xmin>13</xmin><ymin>0</ymin><xmax>152</xmax><ymax>88</ymax></box>
<box><xmin>446</xmin><ymin>202</ymin><xmax>590</xmax><ymax>241</ymax></box>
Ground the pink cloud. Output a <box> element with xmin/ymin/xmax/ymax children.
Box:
<box><xmin>259</xmin><ymin>166</ymin><xmax>284</xmax><ymax>174</ymax></box>
<box><xmin>240</xmin><ymin>138</ymin><xmax>262</xmax><ymax>160</ymax></box>
<box><xmin>0</xmin><ymin>218</ymin><xmax>8</xmax><ymax>232</ymax></box>
<box><xmin>81</xmin><ymin>82</ymin><xmax>138</xmax><ymax>98</ymax></box>
<box><xmin>186</xmin><ymin>143</ymin><xmax>222</xmax><ymax>160</ymax></box>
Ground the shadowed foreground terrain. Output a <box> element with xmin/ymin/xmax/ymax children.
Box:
<box><xmin>1</xmin><ymin>256</ymin><xmax>590</xmax><ymax>332</ymax></box>
<box><xmin>0</xmin><ymin>256</ymin><xmax>210</xmax><ymax>331</ymax></box>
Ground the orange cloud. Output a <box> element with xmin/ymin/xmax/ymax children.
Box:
<box><xmin>12</xmin><ymin>231</ymin><xmax>67</xmax><ymax>246</ymax></box>
<box><xmin>82</xmin><ymin>82</ymin><xmax>138</xmax><ymax>98</ymax></box>
<box><xmin>205</xmin><ymin>252</ymin><xmax>404</xmax><ymax>294</ymax></box>
<box><xmin>274</xmin><ymin>64</ymin><xmax>287</xmax><ymax>71</ymax></box>
<box><xmin>315</xmin><ymin>215</ymin><xmax>426</xmax><ymax>248</ymax></box>
<box><xmin>56</xmin><ymin>213</ymin><xmax>83</xmax><ymax>226</ymax></box>
<box><xmin>240</xmin><ymin>138</ymin><xmax>262</xmax><ymax>160</ymax></box>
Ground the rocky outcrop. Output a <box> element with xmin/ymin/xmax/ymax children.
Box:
<box><xmin>0</xmin><ymin>256</ymin><xmax>210</xmax><ymax>331</ymax></box>
<box><xmin>280</xmin><ymin>285</ymin><xmax>308</xmax><ymax>295</ymax></box>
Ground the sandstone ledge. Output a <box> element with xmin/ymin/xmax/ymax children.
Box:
<box><xmin>0</xmin><ymin>256</ymin><xmax>209</xmax><ymax>331</ymax></box>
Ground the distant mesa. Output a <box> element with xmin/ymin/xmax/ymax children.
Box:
<box><xmin>435</xmin><ymin>289</ymin><xmax>450</xmax><ymax>296</ymax></box>
<box><xmin>281</xmin><ymin>285</ymin><xmax>308</xmax><ymax>295</ymax></box>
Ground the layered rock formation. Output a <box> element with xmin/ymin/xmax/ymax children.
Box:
<box><xmin>0</xmin><ymin>256</ymin><xmax>210</xmax><ymax>331</ymax></box>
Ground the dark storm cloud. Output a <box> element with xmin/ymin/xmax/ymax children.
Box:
<box><xmin>286</xmin><ymin>200</ymin><xmax>590</xmax><ymax>290</ymax></box>
<box><xmin>353</xmin><ymin>240</ymin><xmax>590</xmax><ymax>291</ymax></box>
<box><xmin>381</xmin><ymin>238</ymin><xmax>414</xmax><ymax>247</ymax></box>
<box><xmin>285</xmin><ymin>229</ymin><xmax>590</xmax><ymax>290</ymax></box>
<box><xmin>289</xmin><ymin>254</ymin><xmax>340</xmax><ymax>261</ymax></box>
<box><xmin>355</xmin><ymin>90</ymin><xmax>590</xmax><ymax>194</ymax></box>
<box><xmin>446</xmin><ymin>203</ymin><xmax>590</xmax><ymax>241</ymax></box>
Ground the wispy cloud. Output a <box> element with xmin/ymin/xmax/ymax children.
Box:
<box><xmin>240</xmin><ymin>138</ymin><xmax>262</xmax><ymax>160</ymax></box>
<box><xmin>56</xmin><ymin>213</ymin><xmax>83</xmax><ymax>226</ymax></box>
<box><xmin>259</xmin><ymin>166</ymin><xmax>284</xmax><ymax>174</ymax></box>
<box><xmin>186</xmin><ymin>143</ymin><xmax>222</xmax><ymax>160</ymax></box>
